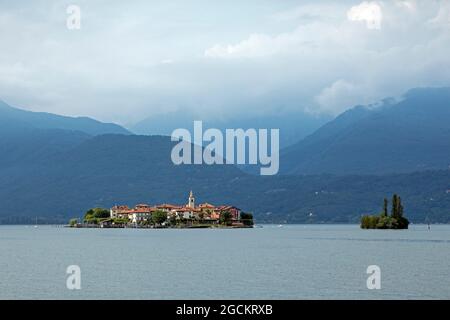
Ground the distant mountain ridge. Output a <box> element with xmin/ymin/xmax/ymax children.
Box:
<box><xmin>281</xmin><ymin>87</ymin><xmax>450</xmax><ymax>175</ymax></box>
<box><xmin>1</xmin><ymin>134</ymin><xmax>449</xmax><ymax>223</ymax></box>
<box><xmin>0</xmin><ymin>89</ymin><xmax>449</xmax><ymax>224</ymax></box>
<box><xmin>131</xmin><ymin>110</ymin><xmax>331</xmax><ymax>148</ymax></box>
<box><xmin>0</xmin><ymin>100</ymin><xmax>130</xmax><ymax>135</ymax></box>
<box><xmin>0</xmin><ymin>131</ymin><xmax>448</xmax><ymax>224</ymax></box>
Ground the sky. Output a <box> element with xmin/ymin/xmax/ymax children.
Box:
<box><xmin>0</xmin><ymin>0</ymin><xmax>450</xmax><ymax>125</ymax></box>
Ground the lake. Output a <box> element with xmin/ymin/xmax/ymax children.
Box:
<box><xmin>0</xmin><ymin>224</ymin><xmax>449</xmax><ymax>299</ymax></box>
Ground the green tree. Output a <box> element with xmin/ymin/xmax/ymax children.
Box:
<box><xmin>69</xmin><ymin>218</ymin><xmax>78</xmax><ymax>227</ymax></box>
<box><xmin>167</xmin><ymin>215</ymin><xmax>177</xmax><ymax>227</ymax></box>
<box><xmin>86</xmin><ymin>218</ymin><xmax>99</xmax><ymax>224</ymax></box>
<box><xmin>376</xmin><ymin>215</ymin><xmax>391</xmax><ymax>229</ymax></box>
<box><xmin>219</xmin><ymin>211</ymin><xmax>232</xmax><ymax>226</ymax></box>
<box><xmin>240</xmin><ymin>212</ymin><xmax>254</xmax><ymax>226</ymax></box>
<box><xmin>152</xmin><ymin>210</ymin><xmax>168</xmax><ymax>225</ymax></box>
<box><xmin>361</xmin><ymin>194</ymin><xmax>409</xmax><ymax>230</ymax></box>
<box><xmin>391</xmin><ymin>194</ymin><xmax>400</xmax><ymax>219</ymax></box>
<box><xmin>382</xmin><ymin>198</ymin><xmax>388</xmax><ymax>217</ymax></box>
<box><xmin>84</xmin><ymin>208</ymin><xmax>109</xmax><ymax>220</ymax></box>
<box><xmin>361</xmin><ymin>215</ymin><xmax>380</xmax><ymax>229</ymax></box>
<box><xmin>113</xmin><ymin>218</ymin><xmax>128</xmax><ymax>225</ymax></box>
<box><xmin>361</xmin><ymin>215</ymin><xmax>369</xmax><ymax>229</ymax></box>
<box><xmin>93</xmin><ymin>208</ymin><xmax>110</xmax><ymax>219</ymax></box>
<box><xmin>396</xmin><ymin>196</ymin><xmax>409</xmax><ymax>229</ymax></box>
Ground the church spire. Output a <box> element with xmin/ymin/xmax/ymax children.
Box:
<box><xmin>188</xmin><ymin>190</ymin><xmax>195</xmax><ymax>208</ymax></box>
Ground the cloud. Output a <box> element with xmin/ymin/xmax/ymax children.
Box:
<box><xmin>1</xmin><ymin>0</ymin><xmax>450</xmax><ymax>122</ymax></box>
<box><xmin>270</xmin><ymin>3</ymin><xmax>345</xmax><ymax>23</ymax></box>
<box><xmin>428</xmin><ymin>1</ymin><xmax>450</xmax><ymax>28</ymax></box>
<box><xmin>161</xmin><ymin>59</ymin><xmax>174</xmax><ymax>64</ymax></box>
<box><xmin>204</xmin><ymin>34</ymin><xmax>275</xmax><ymax>58</ymax></box>
<box><xmin>204</xmin><ymin>4</ymin><xmax>345</xmax><ymax>59</ymax></box>
<box><xmin>395</xmin><ymin>1</ymin><xmax>416</xmax><ymax>11</ymax></box>
<box><xmin>204</xmin><ymin>31</ymin><xmax>311</xmax><ymax>59</ymax></box>
<box><xmin>313</xmin><ymin>80</ymin><xmax>367</xmax><ymax>116</ymax></box>
<box><xmin>347</xmin><ymin>1</ymin><xmax>383</xmax><ymax>30</ymax></box>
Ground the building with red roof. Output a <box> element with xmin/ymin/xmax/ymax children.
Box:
<box><xmin>109</xmin><ymin>191</ymin><xmax>242</xmax><ymax>224</ymax></box>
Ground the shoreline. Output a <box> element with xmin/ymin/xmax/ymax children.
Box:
<box><xmin>66</xmin><ymin>224</ymin><xmax>254</xmax><ymax>229</ymax></box>
<box><xmin>0</xmin><ymin>222</ymin><xmax>447</xmax><ymax>227</ymax></box>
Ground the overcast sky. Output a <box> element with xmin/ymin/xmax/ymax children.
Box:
<box><xmin>0</xmin><ymin>0</ymin><xmax>450</xmax><ymax>125</ymax></box>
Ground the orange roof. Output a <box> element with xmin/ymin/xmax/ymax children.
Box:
<box><xmin>176</xmin><ymin>207</ymin><xmax>201</xmax><ymax>212</ymax></box>
<box><xmin>216</xmin><ymin>205</ymin><xmax>240</xmax><ymax>211</ymax></box>
<box><xmin>111</xmin><ymin>205</ymin><xmax>130</xmax><ymax>210</ymax></box>
<box><xmin>199</xmin><ymin>203</ymin><xmax>215</xmax><ymax>208</ymax></box>
<box><xmin>157</xmin><ymin>204</ymin><xmax>179</xmax><ymax>209</ymax></box>
<box><xmin>116</xmin><ymin>211</ymin><xmax>132</xmax><ymax>215</ymax></box>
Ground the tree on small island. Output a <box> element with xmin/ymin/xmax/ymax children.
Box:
<box><xmin>83</xmin><ymin>208</ymin><xmax>110</xmax><ymax>224</ymax></box>
<box><xmin>240</xmin><ymin>213</ymin><xmax>254</xmax><ymax>226</ymax></box>
<box><xmin>152</xmin><ymin>210</ymin><xmax>167</xmax><ymax>226</ymax></box>
<box><xmin>112</xmin><ymin>217</ymin><xmax>129</xmax><ymax>225</ymax></box>
<box><xmin>219</xmin><ymin>211</ymin><xmax>232</xmax><ymax>226</ymax></box>
<box><xmin>361</xmin><ymin>194</ymin><xmax>409</xmax><ymax>229</ymax></box>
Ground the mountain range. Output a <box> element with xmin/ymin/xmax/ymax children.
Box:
<box><xmin>131</xmin><ymin>109</ymin><xmax>331</xmax><ymax>148</ymax></box>
<box><xmin>0</xmin><ymin>87</ymin><xmax>449</xmax><ymax>224</ymax></box>
<box><xmin>281</xmin><ymin>87</ymin><xmax>450</xmax><ymax>175</ymax></box>
<box><xmin>0</xmin><ymin>100</ymin><xmax>129</xmax><ymax>135</ymax></box>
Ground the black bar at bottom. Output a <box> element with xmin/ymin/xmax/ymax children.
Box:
<box><xmin>0</xmin><ymin>300</ymin><xmax>447</xmax><ymax>318</ymax></box>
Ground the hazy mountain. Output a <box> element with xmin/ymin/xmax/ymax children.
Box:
<box><xmin>0</xmin><ymin>131</ymin><xmax>449</xmax><ymax>224</ymax></box>
<box><xmin>130</xmin><ymin>110</ymin><xmax>331</xmax><ymax>148</ymax></box>
<box><xmin>0</xmin><ymin>100</ymin><xmax>130</xmax><ymax>135</ymax></box>
<box><xmin>1</xmin><ymin>90</ymin><xmax>449</xmax><ymax>224</ymax></box>
<box><xmin>281</xmin><ymin>87</ymin><xmax>450</xmax><ymax>175</ymax></box>
<box><xmin>0</xmin><ymin>134</ymin><xmax>244</xmax><ymax>223</ymax></box>
<box><xmin>0</xmin><ymin>128</ymin><xmax>90</xmax><ymax>168</ymax></box>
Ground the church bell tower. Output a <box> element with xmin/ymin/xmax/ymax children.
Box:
<box><xmin>188</xmin><ymin>190</ymin><xmax>195</xmax><ymax>208</ymax></box>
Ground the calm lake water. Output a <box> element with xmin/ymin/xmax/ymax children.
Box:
<box><xmin>0</xmin><ymin>224</ymin><xmax>449</xmax><ymax>299</ymax></box>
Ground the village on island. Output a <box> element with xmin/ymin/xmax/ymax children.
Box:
<box><xmin>69</xmin><ymin>191</ymin><xmax>254</xmax><ymax>228</ymax></box>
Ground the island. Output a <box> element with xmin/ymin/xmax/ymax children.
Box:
<box><xmin>69</xmin><ymin>191</ymin><xmax>254</xmax><ymax>229</ymax></box>
<box><xmin>361</xmin><ymin>194</ymin><xmax>410</xmax><ymax>229</ymax></box>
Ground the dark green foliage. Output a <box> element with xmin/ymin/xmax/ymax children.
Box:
<box><xmin>240</xmin><ymin>212</ymin><xmax>254</xmax><ymax>226</ymax></box>
<box><xmin>382</xmin><ymin>198</ymin><xmax>388</xmax><ymax>217</ymax></box>
<box><xmin>388</xmin><ymin>194</ymin><xmax>409</xmax><ymax>228</ymax></box>
<box><xmin>361</xmin><ymin>195</ymin><xmax>409</xmax><ymax>229</ymax></box>
<box><xmin>219</xmin><ymin>211</ymin><xmax>232</xmax><ymax>226</ymax></box>
<box><xmin>139</xmin><ymin>219</ymin><xmax>152</xmax><ymax>226</ymax></box>
<box><xmin>152</xmin><ymin>210</ymin><xmax>167</xmax><ymax>225</ymax></box>
<box><xmin>84</xmin><ymin>208</ymin><xmax>109</xmax><ymax>219</ymax></box>
<box><xmin>112</xmin><ymin>218</ymin><xmax>128</xmax><ymax>225</ymax></box>
<box><xmin>392</xmin><ymin>194</ymin><xmax>399</xmax><ymax>219</ymax></box>
<box><xmin>167</xmin><ymin>215</ymin><xmax>177</xmax><ymax>227</ymax></box>
<box><xmin>83</xmin><ymin>208</ymin><xmax>109</xmax><ymax>224</ymax></box>
<box><xmin>361</xmin><ymin>215</ymin><xmax>380</xmax><ymax>229</ymax></box>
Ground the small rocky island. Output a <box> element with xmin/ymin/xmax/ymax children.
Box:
<box><xmin>361</xmin><ymin>194</ymin><xmax>409</xmax><ymax>229</ymax></box>
<box><xmin>69</xmin><ymin>191</ymin><xmax>254</xmax><ymax>229</ymax></box>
